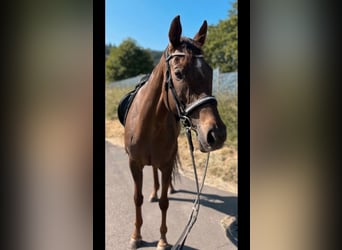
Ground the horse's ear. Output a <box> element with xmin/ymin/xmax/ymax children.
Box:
<box><xmin>169</xmin><ymin>15</ymin><xmax>182</xmax><ymax>47</ymax></box>
<box><xmin>193</xmin><ymin>20</ymin><xmax>207</xmax><ymax>46</ymax></box>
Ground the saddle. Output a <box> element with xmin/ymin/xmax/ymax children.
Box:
<box><xmin>117</xmin><ymin>74</ymin><xmax>150</xmax><ymax>126</ymax></box>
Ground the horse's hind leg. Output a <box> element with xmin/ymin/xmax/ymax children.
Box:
<box><xmin>129</xmin><ymin>159</ymin><xmax>144</xmax><ymax>249</ymax></box>
<box><xmin>149</xmin><ymin>166</ymin><xmax>160</xmax><ymax>202</ymax></box>
<box><xmin>157</xmin><ymin>165</ymin><xmax>172</xmax><ymax>250</ymax></box>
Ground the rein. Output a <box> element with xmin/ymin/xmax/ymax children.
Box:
<box><xmin>171</xmin><ymin>126</ymin><xmax>210</xmax><ymax>250</ymax></box>
<box><xmin>164</xmin><ymin>49</ymin><xmax>213</xmax><ymax>250</ymax></box>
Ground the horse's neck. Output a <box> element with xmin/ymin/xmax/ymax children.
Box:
<box><xmin>141</xmin><ymin>61</ymin><xmax>169</xmax><ymax>119</ymax></box>
<box><xmin>146</xmin><ymin>62</ymin><xmax>164</xmax><ymax>93</ymax></box>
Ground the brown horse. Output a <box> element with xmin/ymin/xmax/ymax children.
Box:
<box><xmin>124</xmin><ymin>15</ymin><xmax>227</xmax><ymax>249</ymax></box>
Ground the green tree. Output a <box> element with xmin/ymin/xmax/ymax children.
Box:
<box><xmin>203</xmin><ymin>1</ymin><xmax>237</xmax><ymax>72</ymax></box>
<box><xmin>106</xmin><ymin>38</ymin><xmax>154</xmax><ymax>82</ymax></box>
<box><xmin>146</xmin><ymin>49</ymin><xmax>163</xmax><ymax>66</ymax></box>
<box><xmin>105</xmin><ymin>43</ymin><xmax>114</xmax><ymax>57</ymax></box>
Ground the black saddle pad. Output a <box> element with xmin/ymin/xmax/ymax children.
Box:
<box><xmin>117</xmin><ymin>74</ymin><xmax>150</xmax><ymax>126</ymax></box>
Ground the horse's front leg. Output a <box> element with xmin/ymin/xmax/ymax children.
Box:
<box><xmin>129</xmin><ymin>159</ymin><xmax>144</xmax><ymax>250</ymax></box>
<box><xmin>157</xmin><ymin>165</ymin><xmax>172</xmax><ymax>250</ymax></box>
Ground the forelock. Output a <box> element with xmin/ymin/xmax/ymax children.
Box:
<box><xmin>179</xmin><ymin>38</ymin><xmax>203</xmax><ymax>55</ymax></box>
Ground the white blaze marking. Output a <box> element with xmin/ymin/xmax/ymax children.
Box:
<box><xmin>195</xmin><ymin>57</ymin><xmax>204</xmax><ymax>76</ymax></box>
<box><xmin>195</xmin><ymin>57</ymin><xmax>202</xmax><ymax>68</ymax></box>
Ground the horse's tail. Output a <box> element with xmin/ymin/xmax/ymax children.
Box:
<box><xmin>172</xmin><ymin>151</ymin><xmax>182</xmax><ymax>185</ymax></box>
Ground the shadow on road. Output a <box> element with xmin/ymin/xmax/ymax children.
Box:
<box><xmin>225</xmin><ymin>218</ymin><xmax>238</xmax><ymax>246</ymax></box>
<box><xmin>139</xmin><ymin>240</ymin><xmax>198</xmax><ymax>250</ymax></box>
<box><xmin>168</xmin><ymin>189</ymin><xmax>237</xmax><ymax>217</ymax></box>
<box><xmin>168</xmin><ymin>189</ymin><xmax>238</xmax><ymax>247</ymax></box>
<box><xmin>138</xmin><ymin>240</ymin><xmax>158</xmax><ymax>248</ymax></box>
<box><xmin>175</xmin><ymin>246</ymin><xmax>198</xmax><ymax>250</ymax></box>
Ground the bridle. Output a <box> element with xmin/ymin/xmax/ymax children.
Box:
<box><xmin>164</xmin><ymin>48</ymin><xmax>215</xmax><ymax>249</ymax></box>
<box><xmin>164</xmin><ymin>48</ymin><xmax>218</xmax><ymax>130</ymax></box>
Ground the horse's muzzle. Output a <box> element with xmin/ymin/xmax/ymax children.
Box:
<box><xmin>198</xmin><ymin>124</ymin><xmax>227</xmax><ymax>152</ymax></box>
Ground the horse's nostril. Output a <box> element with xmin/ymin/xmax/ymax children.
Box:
<box><xmin>175</xmin><ymin>70</ymin><xmax>183</xmax><ymax>80</ymax></box>
<box><xmin>207</xmin><ymin>130</ymin><xmax>216</xmax><ymax>145</ymax></box>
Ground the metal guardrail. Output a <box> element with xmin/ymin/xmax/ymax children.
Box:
<box><xmin>108</xmin><ymin>74</ymin><xmax>147</xmax><ymax>88</ymax></box>
<box><xmin>213</xmin><ymin>69</ymin><xmax>237</xmax><ymax>95</ymax></box>
<box><xmin>108</xmin><ymin>69</ymin><xmax>237</xmax><ymax>95</ymax></box>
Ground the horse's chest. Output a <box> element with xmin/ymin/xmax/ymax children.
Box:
<box><xmin>127</xmin><ymin>130</ymin><xmax>178</xmax><ymax>165</ymax></box>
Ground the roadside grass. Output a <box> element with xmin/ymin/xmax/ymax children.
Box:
<box><xmin>105</xmin><ymin>86</ymin><xmax>237</xmax><ymax>193</ymax></box>
<box><xmin>216</xmin><ymin>92</ymin><xmax>237</xmax><ymax>148</ymax></box>
<box><xmin>106</xmin><ymin>86</ymin><xmax>132</xmax><ymax>120</ymax></box>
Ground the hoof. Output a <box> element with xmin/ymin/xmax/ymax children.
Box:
<box><xmin>156</xmin><ymin>240</ymin><xmax>171</xmax><ymax>250</ymax></box>
<box><xmin>129</xmin><ymin>237</ymin><xmax>142</xmax><ymax>250</ymax></box>
<box><xmin>156</xmin><ymin>244</ymin><xmax>171</xmax><ymax>250</ymax></box>
<box><xmin>149</xmin><ymin>195</ymin><xmax>159</xmax><ymax>202</ymax></box>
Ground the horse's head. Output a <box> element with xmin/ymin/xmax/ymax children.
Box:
<box><xmin>163</xmin><ymin>16</ymin><xmax>227</xmax><ymax>152</ymax></box>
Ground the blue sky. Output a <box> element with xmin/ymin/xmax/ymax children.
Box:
<box><xmin>105</xmin><ymin>0</ymin><xmax>233</xmax><ymax>50</ymax></box>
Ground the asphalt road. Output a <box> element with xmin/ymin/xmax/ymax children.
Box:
<box><xmin>106</xmin><ymin>141</ymin><xmax>237</xmax><ymax>250</ymax></box>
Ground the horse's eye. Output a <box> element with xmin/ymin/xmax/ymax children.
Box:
<box><xmin>174</xmin><ymin>70</ymin><xmax>183</xmax><ymax>80</ymax></box>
